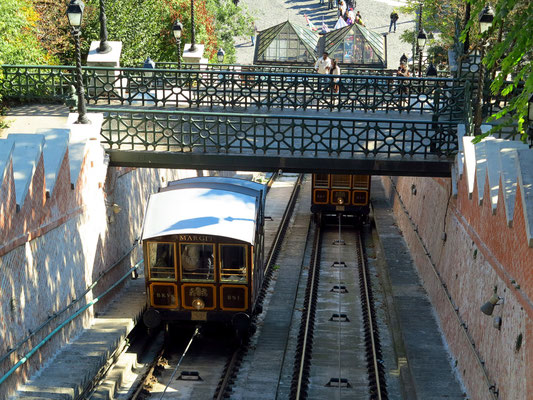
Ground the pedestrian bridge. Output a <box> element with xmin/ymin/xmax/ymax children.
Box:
<box><xmin>1</xmin><ymin>64</ymin><xmax>477</xmax><ymax>176</ymax></box>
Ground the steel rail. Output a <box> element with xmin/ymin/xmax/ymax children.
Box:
<box><xmin>356</xmin><ymin>231</ymin><xmax>384</xmax><ymax>400</ymax></box>
<box><xmin>294</xmin><ymin>221</ymin><xmax>321</xmax><ymax>400</ymax></box>
<box><xmin>263</xmin><ymin>174</ymin><xmax>303</xmax><ymax>277</ymax></box>
<box><xmin>215</xmin><ymin>173</ymin><xmax>303</xmax><ymax>399</ymax></box>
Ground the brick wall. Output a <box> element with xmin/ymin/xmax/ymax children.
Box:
<box><xmin>381</xmin><ymin>175</ymin><xmax>532</xmax><ymax>400</ymax></box>
<box><xmin>0</xmin><ymin>138</ymin><xmax>198</xmax><ymax>397</ymax></box>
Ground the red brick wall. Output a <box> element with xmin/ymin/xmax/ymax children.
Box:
<box><xmin>0</xmin><ymin>137</ymin><xmax>197</xmax><ymax>397</ymax></box>
<box><xmin>381</xmin><ymin>174</ymin><xmax>532</xmax><ymax>400</ymax></box>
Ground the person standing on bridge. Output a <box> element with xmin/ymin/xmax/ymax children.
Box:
<box><xmin>330</xmin><ymin>59</ymin><xmax>341</xmax><ymax>94</ymax></box>
<box><xmin>250</xmin><ymin>22</ymin><xmax>258</xmax><ymax>46</ymax></box>
<box><xmin>389</xmin><ymin>10</ymin><xmax>399</xmax><ymax>33</ymax></box>
<box><xmin>315</xmin><ymin>52</ymin><xmax>332</xmax><ymax>91</ymax></box>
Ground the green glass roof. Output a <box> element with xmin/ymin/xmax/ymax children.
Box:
<box><xmin>324</xmin><ymin>24</ymin><xmax>385</xmax><ymax>64</ymax></box>
<box><xmin>255</xmin><ymin>21</ymin><xmax>319</xmax><ymax>63</ymax></box>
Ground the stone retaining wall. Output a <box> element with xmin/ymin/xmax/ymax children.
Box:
<box><xmin>381</xmin><ymin>175</ymin><xmax>531</xmax><ymax>400</ymax></box>
<box><xmin>0</xmin><ymin>133</ymin><xmax>197</xmax><ymax>397</ymax></box>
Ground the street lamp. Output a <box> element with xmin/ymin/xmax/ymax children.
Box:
<box><xmin>474</xmin><ymin>4</ymin><xmax>494</xmax><ymax>134</ymax></box>
<box><xmin>97</xmin><ymin>0</ymin><xmax>111</xmax><ymax>53</ymax></box>
<box><xmin>190</xmin><ymin>0</ymin><xmax>196</xmax><ymax>52</ymax></box>
<box><xmin>417</xmin><ymin>29</ymin><xmax>427</xmax><ymax>77</ymax></box>
<box><xmin>66</xmin><ymin>0</ymin><xmax>90</xmax><ymax>124</ymax></box>
<box><xmin>173</xmin><ymin>20</ymin><xmax>183</xmax><ymax>68</ymax></box>
<box><xmin>217</xmin><ymin>48</ymin><xmax>225</xmax><ymax>63</ymax></box>
<box><xmin>527</xmin><ymin>94</ymin><xmax>533</xmax><ymax>148</ymax></box>
<box><xmin>479</xmin><ymin>5</ymin><xmax>495</xmax><ymax>34</ymax></box>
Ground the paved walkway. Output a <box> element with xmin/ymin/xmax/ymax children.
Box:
<box><xmin>371</xmin><ymin>178</ymin><xmax>466</xmax><ymax>399</ymax></box>
<box><xmin>236</xmin><ymin>0</ymin><xmax>415</xmax><ymax>68</ymax></box>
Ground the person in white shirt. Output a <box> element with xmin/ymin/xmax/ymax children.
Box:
<box><xmin>315</xmin><ymin>52</ymin><xmax>332</xmax><ymax>74</ymax></box>
<box><xmin>315</xmin><ymin>52</ymin><xmax>332</xmax><ymax>91</ymax></box>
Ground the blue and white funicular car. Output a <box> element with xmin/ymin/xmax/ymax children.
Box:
<box><xmin>141</xmin><ymin>177</ymin><xmax>266</xmax><ymax>335</ymax></box>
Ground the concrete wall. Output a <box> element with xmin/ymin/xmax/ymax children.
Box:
<box><xmin>380</xmin><ymin>175</ymin><xmax>532</xmax><ymax>400</ymax></box>
<box><xmin>0</xmin><ymin>136</ymin><xmax>198</xmax><ymax>397</ymax></box>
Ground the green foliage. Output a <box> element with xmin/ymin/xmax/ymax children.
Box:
<box><xmin>464</xmin><ymin>0</ymin><xmax>532</xmax><ymax>142</ymax></box>
<box><xmin>0</xmin><ymin>0</ymin><xmax>53</xmax><ymax>65</ymax></box>
<box><xmin>0</xmin><ymin>0</ymin><xmax>56</xmax><ymax>108</ymax></box>
<box><xmin>400</xmin><ymin>0</ymin><xmax>464</xmax><ymax>50</ymax></box>
<box><xmin>31</xmin><ymin>0</ymin><xmax>253</xmax><ymax>66</ymax></box>
<box><xmin>205</xmin><ymin>0</ymin><xmax>254</xmax><ymax>63</ymax></box>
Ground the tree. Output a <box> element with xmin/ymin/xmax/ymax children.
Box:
<box><xmin>463</xmin><ymin>0</ymin><xmax>532</xmax><ymax>142</ymax></box>
<box><xmin>0</xmin><ymin>0</ymin><xmax>56</xmax><ymax>108</ymax></box>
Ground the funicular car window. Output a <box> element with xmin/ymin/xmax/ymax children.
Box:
<box><xmin>148</xmin><ymin>242</ymin><xmax>176</xmax><ymax>280</ymax></box>
<box><xmin>331</xmin><ymin>174</ymin><xmax>351</xmax><ymax>188</ymax></box>
<box><xmin>314</xmin><ymin>174</ymin><xmax>329</xmax><ymax>187</ymax></box>
<box><xmin>180</xmin><ymin>243</ymin><xmax>215</xmax><ymax>281</ymax></box>
<box><xmin>352</xmin><ymin>175</ymin><xmax>370</xmax><ymax>189</ymax></box>
<box><xmin>219</xmin><ymin>244</ymin><xmax>247</xmax><ymax>283</ymax></box>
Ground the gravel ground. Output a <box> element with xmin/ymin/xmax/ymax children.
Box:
<box><xmin>235</xmin><ymin>0</ymin><xmax>416</xmax><ymax>69</ymax></box>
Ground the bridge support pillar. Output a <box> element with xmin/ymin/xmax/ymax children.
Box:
<box><xmin>182</xmin><ymin>43</ymin><xmax>208</xmax><ymax>65</ymax></box>
<box><xmin>86</xmin><ymin>41</ymin><xmax>123</xmax><ymax>98</ymax></box>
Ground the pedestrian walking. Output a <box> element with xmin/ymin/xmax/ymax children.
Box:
<box><xmin>339</xmin><ymin>0</ymin><xmax>347</xmax><ymax>19</ymax></box>
<box><xmin>389</xmin><ymin>9</ymin><xmax>399</xmax><ymax>32</ymax></box>
<box><xmin>328</xmin><ymin>0</ymin><xmax>334</xmax><ymax>10</ymax></box>
<box><xmin>315</xmin><ymin>52</ymin><xmax>332</xmax><ymax>91</ymax></box>
<box><xmin>397</xmin><ymin>62</ymin><xmax>410</xmax><ymax>105</ymax></box>
<box><xmin>250</xmin><ymin>22</ymin><xmax>258</xmax><ymax>46</ymax></box>
<box><xmin>355</xmin><ymin>11</ymin><xmax>365</xmax><ymax>26</ymax></box>
<box><xmin>330</xmin><ymin>59</ymin><xmax>341</xmax><ymax>94</ymax></box>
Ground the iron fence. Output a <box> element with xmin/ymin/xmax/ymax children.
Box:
<box><xmin>90</xmin><ymin>107</ymin><xmax>458</xmax><ymax>158</ymax></box>
<box><xmin>2</xmin><ymin>65</ymin><xmax>467</xmax><ymax>118</ymax></box>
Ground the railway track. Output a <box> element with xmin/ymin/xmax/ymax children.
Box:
<box><xmin>117</xmin><ymin>173</ymin><xmax>304</xmax><ymax>399</ymax></box>
<box><xmin>291</xmin><ymin>215</ymin><xmax>387</xmax><ymax>399</ymax></box>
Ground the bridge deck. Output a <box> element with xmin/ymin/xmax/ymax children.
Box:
<box><xmin>92</xmin><ymin>107</ymin><xmax>454</xmax><ymax>176</ymax></box>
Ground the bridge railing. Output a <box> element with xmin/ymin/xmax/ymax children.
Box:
<box><xmin>151</xmin><ymin>62</ymin><xmax>400</xmax><ymax>76</ymax></box>
<box><xmin>90</xmin><ymin>107</ymin><xmax>459</xmax><ymax>158</ymax></box>
<box><xmin>2</xmin><ymin>65</ymin><xmax>466</xmax><ymax>117</ymax></box>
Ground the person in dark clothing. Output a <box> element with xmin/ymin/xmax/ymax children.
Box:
<box><xmin>389</xmin><ymin>10</ymin><xmax>399</xmax><ymax>32</ymax></box>
<box><xmin>400</xmin><ymin>53</ymin><xmax>408</xmax><ymax>65</ymax></box>
<box><xmin>426</xmin><ymin>62</ymin><xmax>438</xmax><ymax>77</ymax></box>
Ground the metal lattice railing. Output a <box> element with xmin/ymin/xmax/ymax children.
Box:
<box><xmin>90</xmin><ymin>107</ymin><xmax>459</xmax><ymax>158</ymax></box>
<box><xmin>2</xmin><ymin>65</ymin><xmax>466</xmax><ymax>117</ymax></box>
<box><xmin>152</xmin><ymin>62</ymin><xmax>401</xmax><ymax>76</ymax></box>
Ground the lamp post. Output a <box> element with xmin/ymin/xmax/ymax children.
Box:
<box><xmin>190</xmin><ymin>0</ymin><xmax>196</xmax><ymax>52</ymax></box>
<box><xmin>217</xmin><ymin>48</ymin><xmax>225</xmax><ymax>64</ymax></box>
<box><xmin>417</xmin><ymin>29</ymin><xmax>427</xmax><ymax>77</ymax></box>
<box><xmin>474</xmin><ymin>5</ymin><xmax>494</xmax><ymax>134</ymax></box>
<box><xmin>527</xmin><ymin>94</ymin><xmax>533</xmax><ymax>148</ymax></box>
<box><xmin>97</xmin><ymin>0</ymin><xmax>111</xmax><ymax>53</ymax></box>
<box><xmin>66</xmin><ymin>0</ymin><xmax>90</xmax><ymax>124</ymax></box>
<box><xmin>173</xmin><ymin>20</ymin><xmax>183</xmax><ymax>68</ymax></box>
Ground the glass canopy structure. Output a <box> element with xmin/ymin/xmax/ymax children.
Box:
<box><xmin>319</xmin><ymin>23</ymin><xmax>386</xmax><ymax>67</ymax></box>
<box><xmin>254</xmin><ymin>21</ymin><xmax>319</xmax><ymax>65</ymax></box>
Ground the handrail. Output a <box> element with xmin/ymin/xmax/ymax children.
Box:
<box><xmin>1</xmin><ymin>64</ymin><xmax>460</xmax><ymax>82</ymax></box>
<box><xmin>88</xmin><ymin>106</ymin><xmax>460</xmax><ymax>124</ymax></box>
<box><xmin>0</xmin><ymin>260</ymin><xmax>142</xmax><ymax>387</ymax></box>
<box><xmin>0</xmin><ymin>243</ymin><xmax>138</xmax><ymax>366</ymax></box>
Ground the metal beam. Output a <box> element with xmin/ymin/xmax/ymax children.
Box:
<box><xmin>106</xmin><ymin>150</ymin><xmax>452</xmax><ymax>177</ymax></box>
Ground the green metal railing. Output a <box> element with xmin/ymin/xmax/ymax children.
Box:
<box><xmin>152</xmin><ymin>62</ymin><xmax>400</xmax><ymax>76</ymax></box>
<box><xmin>91</xmin><ymin>107</ymin><xmax>458</xmax><ymax>158</ymax></box>
<box><xmin>1</xmin><ymin>64</ymin><xmax>466</xmax><ymax>117</ymax></box>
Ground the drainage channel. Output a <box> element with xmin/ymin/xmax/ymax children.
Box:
<box><xmin>291</xmin><ymin>215</ymin><xmax>387</xmax><ymax>400</ymax></box>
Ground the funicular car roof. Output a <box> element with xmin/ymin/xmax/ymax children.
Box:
<box><xmin>142</xmin><ymin>178</ymin><xmax>263</xmax><ymax>244</ymax></box>
<box><xmin>163</xmin><ymin>176</ymin><xmax>266</xmax><ymax>203</ymax></box>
